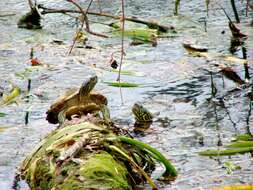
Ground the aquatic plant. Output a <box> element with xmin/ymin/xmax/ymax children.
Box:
<box><xmin>199</xmin><ymin>134</ymin><xmax>253</xmax><ymax>156</ymax></box>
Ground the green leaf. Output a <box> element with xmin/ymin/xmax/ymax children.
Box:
<box><xmin>232</xmin><ymin>134</ymin><xmax>253</xmax><ymax>141</ymax></box>
<box><xmin>0</xmin><ymin>112</ymin><xmax>6</xmax><ymax>117</ymax></box>
<box><xmin>113</xmin><ymin>28</ymin><xmax>157</xmax><ymax>43</ymax></box>
<box><xmin>104</xmin><ymin>81</ymin><xmax>139</xmax><ymax>88</ymax></box>
<box><xmin>226</xmin><ymin>141</ymin><xmax>253</xmax><ymax>148</ymax></box>
<box><xmin>199</xmin><ymin>147</ymin><xmax>253</xmax><ymax>156</ymax></box>
<box><xmin>111</xmin><ymin>69</ymin><xmax>142</xmax><ymax>76</ymax></box>
<box><xmin>107</xmin><ymin>136</ymin><xmax>177</xmax><ymax>178</ymax></box>
<box><xmin>1</xmin><ymin>87</ymin><xmax>21</xmax><ymax>105</ymax></box>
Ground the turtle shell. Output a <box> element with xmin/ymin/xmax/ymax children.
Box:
<box><xmin>46</xmin><ymin>89</ymin><xmax>107</xmax><ymax>124</ymax></box>
<box><xmin>46</xmin><ymin>88</ymin><xmax>78</xmax><ymax>124</ymax></box>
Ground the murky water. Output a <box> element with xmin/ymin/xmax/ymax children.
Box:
<box><xmin>0</xmin><ymin>0</ymin><xmax>253</xmax><ymax>189</ymax></box>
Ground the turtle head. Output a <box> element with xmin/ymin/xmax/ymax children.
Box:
<box><xmin>79</xmin><ymin>75</ymin><xmax>98</xmax><ymax>96</ymax></box>
<box><xmin>132</xmin><ymin>102</ymin><xmax>153</xmax><ymax>123</ymax></box>
<box><xmin>132</xmin><ymin>102</ymin><xmax>142</xmax><ymax>116</ymax></box>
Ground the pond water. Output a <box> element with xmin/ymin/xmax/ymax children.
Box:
<box><xmin>0</xmin><ymin>0</ymin><xmax>253</xmax><ymax>189</ymax></box>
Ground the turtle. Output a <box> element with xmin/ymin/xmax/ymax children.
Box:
<box><xmin>132</xmin><ymin>102</ymin><xmax>153</xmax><ymax>131</ymax></box>
<box><xmin>46</xmin><ymin>75</ymin><xmax>110</xmax><ymax>125</ymax></box>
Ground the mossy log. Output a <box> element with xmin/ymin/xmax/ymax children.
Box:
<box><xmin>20</xmin><ymin>122</ymin><xmax>142</xmax><ymax>189</ymax></box>
<box><xmin>19</xmin><ymin>119</ymin><xmax>177</xmax><ymax>189</ymax></box>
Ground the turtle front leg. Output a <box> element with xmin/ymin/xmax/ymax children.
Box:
<box><xmin>100</xmin><ymin>105</ymin><xmax>111</xmax><ymax>123</ymax></box>
<box><xmin>58</xmin><ymin>109</ymin><xmax>67</xmax><ymax>125</ymax></box>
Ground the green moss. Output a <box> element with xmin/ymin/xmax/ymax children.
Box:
<box><xmin>80</xmin><ymin>152</ymin><xmax>132</xmax><ymax>190</ymax></box>
<box><xmin>56</xmin><ymin>176</ymin><xmax>86</xmax><ymax>190</ymax></box>
<box><xmin>27</xmin><ymin>158</ymin><xmax>54</xmax><ymax>190</ymax></box>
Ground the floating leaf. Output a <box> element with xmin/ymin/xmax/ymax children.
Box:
<box><xmin>0</xmin><ymin>126</ymin><xmax>12</xmax><ymax>133</ymax></box>
<box><xmin>0</xmin><ymin>112</ymin><xmax>6</xmax><ymax>117</ymax></box>
<box><xmin>213</xmin><ymin>184</ymin><xmax>253</xmax><ymax>190</ymax></box>
<box><xmin>220</xmin><ymin>66</ymin><xmax>245</xmax><ymax>85</ymax></box>
<box><xmin>188</xmin><ymin>51</ymin><xmax>248</xmax><ymax>64</ymax></box>
<box><xmin>114</xmin><ymin>28</ymin><xmax>157</xmax><ymax>43</ymax></box>
<box><xmin>104</xmin><ymin>81</ymin><xmax>139</xmax><ymax>88</ymax></box>
<box><xmin>182</xmin><ymin>42</ymin><xmax>208</xmax><ymax>52</ymax></box>
<box><xmin>0</xmin><ymin>127</ymin><xmax>7</xmax><ymax>133</ymax></box>
<box><xmin>199</xmin><ymin>147</ymin><xmax>253</xmax><ymax>156</ymax></box>
<box><xmin>232</xmin><ymin>134</ymin><xmax>253</xmax><ymax>142</ymax></box>
<box><xmin>223</xmin><ymin>161</ymin><xmax>241</xmax><ymax>174</ymax></box>
<box><xmin>1</xmin><ymin>87</ymin><xmax>21</xmax><ymax>106</ymax></box>
<box><xmin>226</xmin><ymin>141</ymin><xmax>253</xmax><ymax>148</ymax></box>
<box><xmin>111</xmin><ymin>69</ymin><xmax>142</xmax><ymax>76</ymax></box>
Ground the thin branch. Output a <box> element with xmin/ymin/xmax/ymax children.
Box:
<box><xmin>67</xmin><ymin>0</ymin><xmax>107</xmax><ymax>54</ymax></box>
<box><xmin>27</xmin><ymin>0</ymin><xmax>33</xmax><ymax>9</ymax></box>
<box><xmin>230</xmin><ymin>0</ymin><xmax>240</xmax><ymax>23</ymax></box>
<box><xmin>39</xmin><ymin>5</ymin><xmax>173</xmax><ymax>32</ymax></box>
<box><xmin>67</xmin><ymin>0</ymin><xmax>92</xmax><ymax>54</ymax></box>
<box><xmin>67</xmin><ymin>0</ymin><xmax>91</xmax><ymax>30</ymax></box>
<box><xmin>117</xmin><ymin>0</ymin><xmax>125</xmax><ymax>82</ymax></box>
<box><xmin>117</xmin><ymin>0</ymin><xmax>125</xmax><ymax>104</ymax></box>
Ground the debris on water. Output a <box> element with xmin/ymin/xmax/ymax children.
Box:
<box><xmin>223</xmin><ymin>161</ymin><xmax>241</xmax><ymax>174</ymax></box>
<box><xmin>109</xmin><ymin>57</ymin><xmax>118</xmax><ymax>69</ymax></box>
<box><xmin>104</xmin><ymin>81</ymin><xmax>140</xmax><ymax>88</ymax></box>
<box><xmin>0</xmin><ymin>86</ymin><xmax>3</xmax><ymax>97</ymax></box>
<box><xmin>1</xmin><ymin>86</ymin><xmax>21</xmax><ymax>106</ymax></box>
<box><xmin>30</xmin><ymin>58</ymin><xmax>42</xmax><ymax>66</ymax></box>
<box><xmin>219</xmin><ymin>66</ymin><xmax>245</xmax><ymax>85</ymax></box>
<box><xmin>229</xmin><ymin>22</ymin><xmax>248</xmax><ymax>39</ymax></box>
<box><xmin>213</xmin><ymin>184</ymin><xmax>253</xmax><ymax>190</ymax></box>
<box><xmin>0</xmin><ymin>112</ymin><xmax>6</xmax><ymax>117</ymax></box>
<box><xmin>183</xmin><ymin>41</ymin><xmax>208</xmax><ymax>52</ymax></box>
<box><xmin>17</xmin><ymin>7</ymin><xmax>42</xmax><ymax>29</ymax></box>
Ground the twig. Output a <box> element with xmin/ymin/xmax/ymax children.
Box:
<box><xmin>219</xmin><ymin>5</ymin><xmax>233</xmax><ymax>23</ymax></box>
<box><xmin>67</xmin><ymin>0</ymin><xmax>107</xmax><ymax>54</ymax></box>
<box><xmin>117</xmin><ymin>0</ymin><xmax>125</xmax><ymax>104</ymax></box>
<box><xmin>117</xmin><ymin>0</ymin><xmax>125</xmax><ymax>82</ymax></box>
<box><xmin>230</xmin><ymin>0</ymin><xmax>240</xmax><ymax>23</ymax></box>
<box><xmin>39</xmin><ymin>5</ymin><xmax>173</xmax><ymax>32</ymax></box>
<box><xmin>70</xmin><ymin>0</ymin><xmax>108</xmax><ymax>38</ymax></box>
<box><xmin>67</xmin><ymin>0</ymin><xmax>90</xmax><ymax>30</ymax></box>
<box><xmin>67</xmin><ymin>0</ymin><xmax>92</xmax><ymax>54</ymax></box>
<box><xmin>27</xmin><ymin>0</ymin><xmax>33</xmax><ymax>9</ymax></box>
